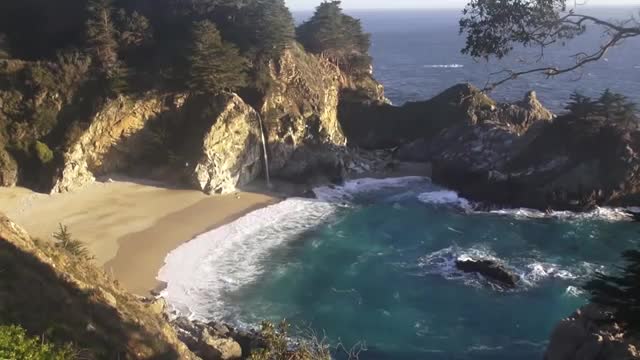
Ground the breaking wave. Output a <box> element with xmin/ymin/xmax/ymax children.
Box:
<box><xmin>423</xmin><ymin>64</ymin><xmax>465</xmax><ymax>68</ymax></box>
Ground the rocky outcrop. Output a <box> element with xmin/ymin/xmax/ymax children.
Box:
<box><xmin>51</xmin><ymin>95</ymin><xmax>173</xmax><ymax>193</ymax></box>
<box><xmin>260</xmin><ymin>45</ymin><xmax>348</xmax><ymax>182</ymax></box>
<box><xmin>0</xmin><ymin>147</ymin><xmax>17</xmax><ymax>186</ymax></box>
<box><xmin>339</xmin><ymin>83</ymin><xmax>499</xmax><ymax>149</ymax></box>
<box><xmin>545</xmin><ymin>304</ymin><xmax>640</xmax><ymax>360</ymax></box>
<box><xmin>172</xmin><ymin>317</ymin><xmax>261</xmax><ymax>360</ymax></box>
<box><xmin>455</xmin><ymin>258</ymin><xmax>519</xmax><ymax>288</ymax></box>
<box><xmin>0</xmin><ymin>212</ymin><xmax>199</xmax><ymax>359</ymax></box>
<box><xmin>191</xmin><ymin>94</ymin><xmax>263</xmax><ymax>194</ymax></box>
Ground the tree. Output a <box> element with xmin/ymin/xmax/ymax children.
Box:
<box><xmin>187</xmin><ymin>20</ymin><xmax>249</xmax><ymax>94</ymax></box>
<box><xmin>597</xmin><ymin>89</ymin><xmax>637</xmax><ymax>126</ymax></box>
<box><xmin>565</xmin><ymin>91</ymin><xmax>597</xmax><ymax>121</ymax></box>
<box><xmin>53</xmin><ymin>223</ymin><xmax>91</xmax><ymax>259</ymax></box>
<box><xmin>296</xmin><ymin>1</ymin><xmax>371</xmax><ymax>72</ymax></box>
<box><xmin>235</xmin><ymin>0</ymin><xmax>295</xmax><ymax>59</ymax></box>
<box><xmin>459</xmin><ymin>0</ymin><xmax>640</xmax><ymax>91</ymax></box>
<box><xmin>585</xmin><ymin>249</ymin><xmax>640</xmax><ymax>332</ymax></box>
<box><xmin>86</xmin><ymin>0</ymin><xmax>119</xmax><ymax>78</ymax></box>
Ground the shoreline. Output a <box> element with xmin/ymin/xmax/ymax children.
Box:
<box><xmin>0</xmin><ymin>163</ymin><xmax>432</xmax><ymax>296</ymax></box>
<box><xmin>0</xmin><ymin>177</ymin><xmax>279</xmax><ymax>296</ymax></box>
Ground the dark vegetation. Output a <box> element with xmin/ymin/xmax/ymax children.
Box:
<box><xmin>585</xmin><ymin>250</ymin><xmax>640</xmax><ymax>332</ymax></box>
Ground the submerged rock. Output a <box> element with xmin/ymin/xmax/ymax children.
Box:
<box><xmin>455</xmin><ymin>258</ymin><xmax>519</xmax><ymax>288</ymax></box>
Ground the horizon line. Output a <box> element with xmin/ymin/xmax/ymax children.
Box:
<box><xmin>290</xmin><ymin>4</ymin><xmax>639</xmax><ymax>11</ymax></box>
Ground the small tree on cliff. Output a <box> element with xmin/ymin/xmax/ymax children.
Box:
<box><xmin>565</xmin><ymin>91</ymin><xmax>597</xmax><ymax>121</ymax></box>
<box><xmin>596</xmin><ymin>89</ymin><xmax>637</xmax><ymax>127</ymax></box>
<box><xmin>585</xmin><ymin>249</ymin><xmax>640</xmax><ymax>332</ymax></box>
<box><xmin>296</xmin><ymin>1</ymin><xmax>371</xmax><ymax>73</ymax></box>
<box><xmin>187</xmin><ymin>20</ymin><xmax>248</xmax><ymax>94</ymax></box>
<box><xmin>238</xmin><ymin>0</ymin><xmax>295</xmax><ymax>59</ymax></box>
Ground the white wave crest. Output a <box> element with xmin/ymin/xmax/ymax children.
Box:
<box><xmin>157</xmin><ymin>198</ymin><xmax>337</xmax><ymax>320</ymax></box>
<box><xmin>418</xmin><ymin>190</ymin><xmax>472</xmax><ymax>210</ymax></box>
<box><xmin>423</xmin><ymin>64</ymin><xmax>464</xmax><ymax>68</ymax></box>
<box><xmin>488</xmin><ymin>206</ymin><xmax>633</xmax><ymax>222</ymax></box>
<box><xmin>313</xmin><ymin>176</ymin><xmax>430</xmax><ymax>202</ymax></box>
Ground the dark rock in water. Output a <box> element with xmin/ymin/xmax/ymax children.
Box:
<box><xmin>624</xmin><ymin>210</ymin><xmax>640</xmax><ymax>222</ymax></box>
<box><xmin>455</xmin><ymin>258</ymin><xmax>519</xmax><ymax>288</ymax></box>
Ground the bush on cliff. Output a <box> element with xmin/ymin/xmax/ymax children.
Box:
<box><xmin>250</xmin><ymin>320</ymin><xmax>331</xmax><ymax>360</ymax></box>
<box><xmin>585</xmin><ymin>249</ymin><xmax>640</xmax><ymax>332</ymax></box>
<box><xmin>0</xmin><ymin>325</ymin><xmax>75</xmax><ymax>360</ymax></box>
<box><xmin>188</xmin><ymin>20</ymin><xmax>249</xmax><ymax>95</ymax></box>
<box><xmin>296</xmin><ymin>1</ymin><xmax>371</xmax><ymax>74</ymax></box>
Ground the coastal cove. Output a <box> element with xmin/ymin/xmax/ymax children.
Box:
<box><xmin>158</xmin><ymin>176</ymin><xmax>640</xmax><ymax>359</ymax></box>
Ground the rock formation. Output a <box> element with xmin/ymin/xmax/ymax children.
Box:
<box><xmin>455</xmin><ymin>258</ymin><xmax>519</xmax><ymax>288</ymax></box>
<box><xmin>545</xmin><ymin>304</ymin><xmax>640</xmax><ymax>360</ymax></box>
<box><xmin>51</xmin><ymin>95</ymin><xmax>173</xmax><ymax>193</ymax></box>
<box><xmin>0</xmin><ymin>147</ymin><xmax>17</xmax><ymax>186</ymax></box>
<box><xmin>190</xmin><ymin>94</ymin><xmax>263</xmax><ymax>194</ymax></box>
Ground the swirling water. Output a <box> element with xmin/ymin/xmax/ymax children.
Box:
<box><xmin>158</xmin><ymin>178</ymin><xmax>640</xmax><ymax>359</ymax></box>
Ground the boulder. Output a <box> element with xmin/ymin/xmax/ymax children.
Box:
<box><xmin>190</xmin><ymin>94</ymin><xmax>263</xmax><ymax>194</ymax></box>
<box><xmin>0</xmin><ymin>147</ymin><xmax>17</xmax><ymax>186</ymax></box>
<box><xmin>455</xmin><ymin>258</ymin><xmax>519</xmax><ymax>288</ymax></box>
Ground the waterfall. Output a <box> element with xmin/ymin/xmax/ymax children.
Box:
<box><xmin>256</xmin><ymin>112</ymin><xmax>271</xmax><ymax>188</ymax></box>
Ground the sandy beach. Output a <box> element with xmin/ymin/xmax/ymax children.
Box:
<box><xmin>0</xmin><ymin>178</ymin><xmax>278</xmax><ymax>295</ymax></box>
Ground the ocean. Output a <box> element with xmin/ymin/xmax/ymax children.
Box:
<box><xmin>157</xmin><ymin>9</ymin><xmax>640</xmax><ymax>360</ymax></box>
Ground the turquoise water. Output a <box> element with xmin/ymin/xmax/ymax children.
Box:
<box><xmin>159</xmin><ymin>178</ymin><xmax>640</xmax><ymax>359</ymax></box>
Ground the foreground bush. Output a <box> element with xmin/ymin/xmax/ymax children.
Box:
<box><xmin>0</xmin><ymin>325</ymin><xmax>74</xmax><ymax>359</ymax></box>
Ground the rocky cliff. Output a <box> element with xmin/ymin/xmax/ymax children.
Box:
<box><xmin>1</xmin><ymin>44</ymin><xmax>382</xmax><ymax>194</ymax></box>
<box><xmin>545</xmin><ymin>304</ymin><xmax>640</xmax><ymax>360</ymax></box>
<box><xmin>0</xmin><ymin>212</ymin><xmax>199</xmax><ymax>359</ymax></box>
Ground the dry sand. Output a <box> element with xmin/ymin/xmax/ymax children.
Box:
<box><xmin>0</xmin><ymin>178</ymin><xmax>278</xmax><ymax>295</ymax></box>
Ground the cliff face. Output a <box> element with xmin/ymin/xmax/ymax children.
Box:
<box><xmin>51</xmin><ymin>95</ymin><xmax>174</xmax><ymax>193</ymax></box>
<box><xmin>545</xmin><ymin>304</ymin><xmax>640</xmax><ymax>360</ymax></box>
<box><xmin>0</xmin><ymin>212</ymin><xmax>198</xmax><ymax>359</ymax></box>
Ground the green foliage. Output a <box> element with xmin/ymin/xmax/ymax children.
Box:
<box><xmin>296</xmin><ymin>1</ymin><xmax>371</xmax><ymax>73</ymax></box>
<box><xmin>0</xmin><ymin>325</ymin><xmax>74</xmax><ymax>360</ymax></box>
<box><xmin>33</xmin><ymin>141</ymin><xmax>54</xmax><ymax>164</ymax></box>
<box><xmin>460</xmin><ymin>0</ymin><xmax>576</xmax><ymax>60</ymax></box>
<box><xmin>249</xmin><ymin>320</ymin><xmax>331</xmax><ymax>360</ymax></box>
<box><xmin>237</xmin><ymin>0</ymin><xmax>295</xmax><ymax>59</ymax></box>
<box><xmin>585</xmin><ymin>249</ymin><xmax>640</xmax><ymax>332</ymax></box>
<box><xmin>188</xmin><ymin>20</ymin><xmax>249</xmax><ymax>95</ymax></box>
<box><xmin>53</xmin><ymin>224</ymin><xmax>92</xmax><ymax>260</ymax></box>
<box><xmin>565</xmin><ymin>91</ymin><xmax>597</xmax><ymax>121</ymax></box>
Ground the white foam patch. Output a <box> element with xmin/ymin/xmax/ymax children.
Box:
<box><xmin>313</xmin><ymin>176</ymin><xmax>430</xmax><ymax>202</ymax></box>
<box><xmin>157</xmin><ymin>198</ymin><xmax>337</xmax><ymax>320</ymax></box>
<box><xmin>418</xmin><ymin>190</ymin><xmax>472</xmax><ymax>210</ymax></box>
<box><xmin>487</xmin><ymin>206</ymin><xmax>633</xmax><ymax>222</ymax></box>
<box><xmin>423</xmin><ymin>64</ymin><xmax>464</xmax><ymax>68</ymax></box>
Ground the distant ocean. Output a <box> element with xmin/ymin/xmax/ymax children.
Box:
<box><xmin>299</xmin><ymin>7</ymin><xmax>640</xmax><ymax>111</ymax></box>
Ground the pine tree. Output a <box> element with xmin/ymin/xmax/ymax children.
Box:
<box><xmin>565</xmin><ymin>91</ymin><xmax>597</xmax><ymax>121</ymax></box>
<box><xmin>296</xmin><ymin>0</ymin><xmax>371</xmax><ymax>72</ymax></box>
<box><xmin>585</xmin><ymin>249</ymin><xmax>640</xmax><ymax>332</ymax></box>
<box><xmin>597</xmin><ymin>89</ymin><xmax>637</xmax><ymax>127</ymax></box>
<box><xmin>187</xmin><ymin>20</ymin><xmax>249</xmax><ymax>94</ymax></box>
<box><xmin>240</xmin><ymin>0</ymin><xmax>295</xmax><ymax>59</ymax></box>
<box><xmin>86</xmin><ymin>0</ymin><xmax>119</xmax><ymax>78</ymax></box>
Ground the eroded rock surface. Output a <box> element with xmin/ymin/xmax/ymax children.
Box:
<box><xmin>545</xmin><ymin>304</ymin><xmax>640</xmax><ymax>360</ymax></box>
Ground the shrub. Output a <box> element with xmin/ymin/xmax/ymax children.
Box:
<box><xmin>585</xmin><ymin>249</ymin><xmax>640</xmax><ymax>332</ymax></box>
<box><xmin>0</xmin><ymin>325</ymin><xmax>74</xmax><ymax>359</ymax></box>
<box><xmin>53</xmin><ymin>224</ymin><xmax>92</xmax><ymax>260</ymax></box>
<box><xmin>250</xmin><ymin>320</ymin><xmax>331</xmax><ymax>360</ymax></box>
<box><xmin>33</xmin><ymin>141</ymin><xmax>54</xmax><ymax>164</ymax></box>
